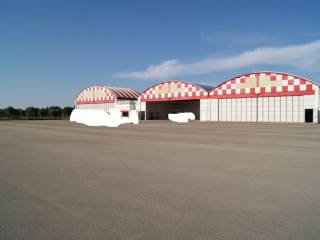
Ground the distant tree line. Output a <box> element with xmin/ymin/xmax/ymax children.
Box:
<box><xmin>0</xmin><ymin>106</ymin><xmax>74</xmax><ymax>120</ymax></box>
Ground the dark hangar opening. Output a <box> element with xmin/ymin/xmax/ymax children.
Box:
<box><xmin>146</xmin><ymin>100</ymin><xmax>200</xmax><ymax>120</ymax></box>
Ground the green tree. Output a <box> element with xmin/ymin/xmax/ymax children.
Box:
<box><xmin>0</xmin><ymin>106</ymin><xmax>73</xmax><ymax>120</ymax></box>
<box><xmin>4</xmin><ymin>106</ymin><xmax>20</xmax><ymax>119</ymax></box>
<box><xmin>17</xmin><ymin>109</ymin><xmax>25</xmax><ymax>119</ymax></box>
<box><xmin>62</xmin><ymin>107</ymin><xmax>73</xmax><ymax>118</ymax></box>
<box><xmin>48</xmin><ymin>106</ymin><xmax>62</xmax><ymax>118</ymax></box>
<box><xmin>25</xmin><ymin>107</ymin><xmax>39</xmax><ymax>119</ymax></box>
<box><xmin>39</xmin><ymin>108</ymin><xmax>48</xmax><ymax>118</ymax></box>
<box><xmin>0</xmin><ymin>109</ymin><xmax>6</xmax><ymax>119</ymax></box>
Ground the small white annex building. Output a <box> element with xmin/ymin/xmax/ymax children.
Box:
<box><xmin>75</xmin><ymin>85</ymin><xmax>140</xmax><ymax>117</ymax></box>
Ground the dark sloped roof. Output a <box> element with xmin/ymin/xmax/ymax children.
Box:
<box><xmin>107</xmin><ymin>87</ymin><xmax>140</xmax><ymax>99</ymax></box>
<box><xmin>196</xmin><ymin>84</ymin><xmax>211</xmax><ymax>91</ymax></box>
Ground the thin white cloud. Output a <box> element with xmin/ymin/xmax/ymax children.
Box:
<box><xmin>113</xmin><ymin>40</ymin><xmax>320</xmax><ymax>80</ymax></box>
<box><xmin>199</xmin><ymin>30</ymin><xmax>320</xmax><ymax>46</ymax></box>
<box><xmin>199</xmin><ymin>30</ymin><xmax>274</xmax><ymax>46</ymax></box>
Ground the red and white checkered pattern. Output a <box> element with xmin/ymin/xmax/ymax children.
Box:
<box><xmin>139</xmin><ymin>80</ymin><xmax>208</xmax><ymax>102</ymax></box>
<box><xmin>75</xmin><ymin>86</ymin><xmax>116</xmax><ymax>104</ymax></box>
<box><xmin>209</xmin><ymin>72</ymin><xmax>319</xmax><ymax>98</ymax></box>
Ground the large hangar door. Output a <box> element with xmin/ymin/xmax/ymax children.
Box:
<box><xmin>146</xmin><ymin>100</ymin><xmax>200</xmax><ymax>120</ymax></box>
<box><xmin>217</xmin><ymin>96</ymin><xmax>305</xmax><ymax>122</ymax></box>
<box><xmin>218</xmin><ymin>98</ymin><xmax>257</xmax><ymax>122</ymax></box>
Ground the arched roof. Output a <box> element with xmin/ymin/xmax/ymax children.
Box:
<box><xmin>75</xmin><ymin>85</ymin><xmax>140</xmax><ymax>105</ymax></box>
<box><xmin>209</xmin><ymin>71</ymin><xmax>319</xmax><ymax>98</ymax></box>
<box><xmin>139</xmin><ymin>80</ymin><xmax>208</xmax><ymax>102</ymax></box>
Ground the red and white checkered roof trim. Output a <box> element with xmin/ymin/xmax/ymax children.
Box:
<box><xmin>75</xmin><ymin>86</ymin><xmax>140</xmax><ymax>105</ymax></box>
<box><xmin>139</xmin><ymin>80</ymin><xmax>208</xmax><ymax>102</ymax></box>
<box><xmin>209</xmin><ymin>72</ymin><xmax>319</xmax><ymax>98</ymax></box>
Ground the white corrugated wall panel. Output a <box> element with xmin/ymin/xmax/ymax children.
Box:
<box><xmin>257</xmin><ymin>97</ymin><xmax>263</xmax><ymax>122</ymax></box>
<box><xmin>231</xmin><ymin>98</ymin><xmax>236</xmax><ymax>121</ymax></box>
<box><xmin>232</xmin><ymin>98</ymin><xmax>236</xmax><ymax>121</ymax></box>
<box><xmin>280</xmin><ymin>97</ymin><xmax>287</xmax><ymax>122</ymax></box>
<box><xmin>219</xmin><ymin>99</ymin><xmax>226</xmax><ymax>121</ymax></box>
<box><xmin>268</xmin><ymin>97</ymin><xmax>275</xmax><ymax>122</ymax></box>
<box><xmin>246</xmin><ymin>98</ymin><xmax>252</xmax><ymax>122</ymax></box>
<box><xmin>252</xmin><ymin>98</ymin><xmax>257</xmax><ymax>122</ymax></box>
<box><xmin>241</xmin><ymin>98</ymin><xmax>247</xmax><ymax>122</ymax></box>
<box><xmin>200</xmin><ymin>99</ymin><xmax>208</xmax><ymax>121</ymax></box>
<box><xmin>263</xmin><ymin>97</ymin><xmax>269</xmax><ymax>122</ymax></box>
<box><xmin>219</xmin><ymin>99</ymin><xmax>222</xmax><ymax>121</ymax></box>
<box><xmin>236</xmin><ymin>99</ymin><xmax>241</xmax><ymax>121</ymax></box>
<box><xmin>223</xmin><ymin>99</ymin><xmax>228</xmax><ymax>121</ymax></box>
<box><xmin>292</xmin><ymin>96</ymin><xmax>299</xmax><ymax>122</ymax></box>
<box><xmin>218</xmin><ymin>99</ymin><xmax>221</xmax><ymax>121</ymax></box>
<box><xmin>286</xmin><ymin>96</ymin><xmax>293</xmax><ymax>122</ymax></box>
<box><xmin>210</xmin><ymin>99</ymin><xmax>219</xmax><ymax>121</ymax></box>
<box><xmin>298</xmin><ymin>96</ymin><xmax>304</xmax><ymax>122</ymax></box>
<box><xmin>226</xmin><ymin>99</ymin><xmax>232</xmax><ymax>121</ymax></box>
<box><xmin>274</xmin><ymin>97</ymin><xmax>281</xmax><ymax>122</ymax></box>
<box><xmin>304</xmin><ymin>95</ymin><xmax>315</xmax><ymax>108</ymax></box>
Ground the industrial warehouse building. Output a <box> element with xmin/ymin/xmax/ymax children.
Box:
<box><xmin>138</xmin><ymin>72</ymin><xmax>319</xmax><ymax>123</ymax></box>
<box><xmin>74</xmin><ymin>71</ymin><xmax>320</xmax><ymax>123</ymax></box>
<box><xmin>75</xmin><ymin>85</ymin><xmax>140</xmax><ymax>116</ymax></box>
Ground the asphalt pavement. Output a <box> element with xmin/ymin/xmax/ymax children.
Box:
<box><xmin>0</xmin><ymin>120</ymin><xmax>320</xmax><ymax>240</ymax></box>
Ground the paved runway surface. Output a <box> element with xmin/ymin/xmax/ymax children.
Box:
<box><xmin>0</xmin><ymin>121</ymin><xmax>320</xmax><ymax>240</ymax></box>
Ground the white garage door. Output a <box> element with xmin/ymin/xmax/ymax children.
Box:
<box><xmin>216</xmin><ymin>96</ymin><xmax>305</xmax><ymax>122</ymax></box>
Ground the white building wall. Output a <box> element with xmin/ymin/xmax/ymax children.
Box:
<box><xmin>137</xmin><ymin>101</ymin><xmax>146</xmax><ymax>120</ymax></box>
<box><xmin>318</xmin><ymin>90</ymin><xmax>320</xmax><ymax>123</ymax></box>
<box><xmin>314</xmin><ymin>87</ymin><xmax>319</xmax><ymax>123</ymax></box>
<box><xmin>220</xmin><ymin>99</ymin><xmax>225</xmax><ymax>121</ymax></box>
<box><xmin>252</xmin><ymin>98</ymin><xmax>257</xmax><ymax>122</ymax></box>
<box><xmin>280</xmin><ymin>97</ymin><xmax>286</xmax><ymax>122</ymax></box>
<box><xmin>257</xmin><ymin>98</ymin><xmax>263</xmax><ymax>122</ymax></box>
<box><xmin>262</xmin><ymin>97</ymin><xmax>268</xmax><ymax>122</ymax></box>
<box><xmin>235</xmin><ymin>99</ymin><xmax>240</xmax><ymax>122</ymax></box>
<box><xmin>241</xmin><ymin>98</ymin><xmax>246</xmax><ymax>122</ymax></box>
<box><xmin>247</xmin><ymin>98</ymin><xmax>252</xmax><ymax>122</ymax></box>
<box><xmin>298</xmin><ymin>96</ymin><xmax>304</xmax><ymax>122</ymax></box>
<box><xmin>75</xmin><ymin>100</ymin><xmax>139</xmax><ymax>112</ymax></box>
<box><xmin>200</xmin><ymin>99</ymin><xmax>209</xmax><ymax>121</ymax></box>
<box><xmin>269</xmin><ymin>97</ymin><xmax>275</xmax><ymax>122</ymax></box>
<box><xmin>304</xmin><ymin>95</ymin><xmax>314</xmax><ymax>108</ymax></box>
<box><xmin>292</xmin><ymin>96</ymin><xmax>299</xmax><ymax>122</ymax></box>
<box><xmin>274</xmin><ymin>97</ymin><xmax>281</xmax><ymax>122</ymax></box>
<box><xmin>304</xmin><ymin>95</ymin><xmax>316</xmax><ymax>123</ymax></box>
<box><xmin>226</xmin><ymin>99</ymin><xmax>231</xmax><ymax>121</ymax></box>
<box><xmin>76</xmin><ymin>102</ymin><xmax>115</xmax><ymax>111</ymax></box>
<box><xmin>209</xmin><ymin>99</ymin><xmax>219</xmax><ymax>121</ymax></box>
<box><xmin>113</xmin><ymin>100</ymin><xmax>138</xmax><ymax>111</ymax></box>
<box><xmin>230</xmin><ymin>98</ymin><xmax>236</xmax><ymax>121</ymax></box>
<box><xmin>286</xmin><ymin>96</ymin><xmax>293</xmax><ymax>122</ymax></box>
<box><xmin>139</xmin><ymin>101</ymin><xmax>146</xmax><ymax>111</ymax></box>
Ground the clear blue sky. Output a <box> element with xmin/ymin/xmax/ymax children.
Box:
<box><xmin>1</xmin><ymin>0</ymin><xmax>320</xmax><ymax>108</ymax></box>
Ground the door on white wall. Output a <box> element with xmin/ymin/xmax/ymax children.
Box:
<box><xmin>305</xmin><ymin>109</ymin><xmax>313</xmax><ymax>122</ymax></box>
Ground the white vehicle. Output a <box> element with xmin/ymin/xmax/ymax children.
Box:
<box><xmin>70</xmin><ymin>109</ymin><xmax>139</xmax><ymax>127</ymax></box>
<box><xmin>168</xmin><ymin>112</ymin><xmax>195</xmax><ymax>123</ymax></box>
